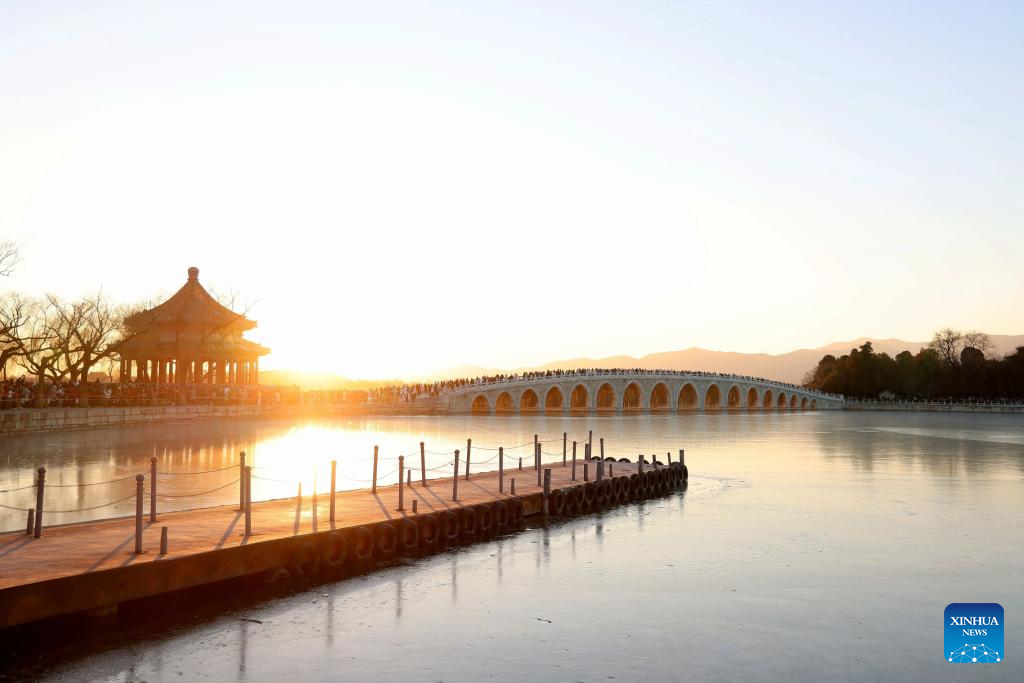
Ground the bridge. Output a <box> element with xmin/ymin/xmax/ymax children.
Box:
<box><xmin>447</xmin><ymin>370</ymin><xmax>844</xmax><ymax>415</ymax></box>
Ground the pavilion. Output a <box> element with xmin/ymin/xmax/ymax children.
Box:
<box><xmin>117</xmin><ymin>267</ymin><xmax>269</xmax><ymax>385</ymax></box>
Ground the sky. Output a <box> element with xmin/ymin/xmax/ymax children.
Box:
<box><xmin>1</xmin><ymin>1</ymin><xmax>1022</xmax><ymax>379</ymax></box>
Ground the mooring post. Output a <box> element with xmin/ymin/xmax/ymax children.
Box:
<box><xmin>452</xmin><ymin>450</ymin><xmax>460</xmax><ymax>501</ymax></box>
<box><xmin>563</xmin><ymin>432</ymin><xmax>567</xmax><ymax>465</ymax></box>
<box><xmin>33</xmin><ymin>466</ymin><xmax>45</xmax><ymax>539</ymax></box>
<box><xmin>499</xmin><ymin>446</ymin><xmax>505</xmax><ymax>493</ymax></box>
<box><xmin>533</xmin><ymin>434</ymin><xmax>538</xmax><ymax>467</ymax></box>
<box><xmin>588</xmin><ymin>430</ymin><xmax>593</xmax><ymax>456</ymax></box>
<box><xmin>583</xmin><ymin>462</ymin><xmax>589</xmax><ymax>482</ymax></box>
<box><xmin>412</xmin><ymin>500</ymin><xmax>418</xmax><ymax>514</ymax></box>
<box><xmin>420</xmin><ymin>442</ymin><xmax>427</xmax><ymax>487</ymax></box>
<box><xmin>600</xmin><ymin>437</ymin><xmax>605</xmax><ymax>461</ymax></box>
<box><xmin>25</xmin><ymin>509</ymin><xmax>34</xmax><ymax>536</ymax></box>
<box><xmin>244</xmin><ymin>466</ymin><xmax>252</xmax><ymax>536</ymax></box>
<box><xmin>330</xmin><ymin>460</ymin><xmax>337</xmax><ymax>522</ymax></box>
<box><xmin>238</xmin><ymin>451</ymin><xmax>246</xmax><ymax>511</ymax></box>
<box><xmin>668</xmin><ymin>452</ymin><xmax>673</xmax><ymax>466</ymax></box>
<box><xmin>609</xmin><ymin>462</ymin><xmax>614</xmax><ymax>477</ymax></box>
<box><xmin>407</xmin><ymin>470</ymin><xmax>411</xmax><ymax>486</ymax></box>
<box><xmin>679</xmin><ymin>448</ymin><xmax>685</xmax><ymax>468</ymax></box>
<box><xmin>465</xmin><ymin>439</ymin><xmax>471</xmax><ymax>480</ymax></box>
<box><xmin>543</xmin><ymin>469</ymin><xmax>552</xmax><ymax>517</ymax></box>
<box><xmin>160</xmin><ymin>526</ymin><xmax>168</xmax><ymax>555</ymax></box>
<box><xmin>638</xmin><ymin>455</ymin><xmax>644</xmax><ymax>474</ymax></box>
<box><xmin>150</xmin><ymin>456</ymin><xmax>157</xmax><ymax>522</ymax></box>
<box><xmin>572</xmin><ymin>441</ymin><xmax>577</xmax><ymax>481</ymax></box>
<box><xmin>536</xmin><ymin>443</ymin><xmax>541</xmax><ymax>487</ymax></box>
<box><xmin>371</xmin><ymin>445</ymin><xmax>379</xmax><ymax>494</ymax></box>
<box><xmin>135</xmin><ymin>474</ymin><xmax>144</xmax><ymax>554</ymax></box>
<box><xmin>398</xmin><ymin>455</ymin><xmax>405</xmax><ymax>511</ymax></box>
<box><xmin>511</xmin><ymin>478</ymin><xmax>516</xmax><ymax>495</ymax></box>
<box><xmin>597</xmin><ymin>458</ymin><xmax>604</xmax><ymax>482</ymax></box>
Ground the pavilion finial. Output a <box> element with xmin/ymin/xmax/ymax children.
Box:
<box><xmin>187</xmin><ymin>266</ymin><xmax>199</xmax><ymax>282</ymax></box>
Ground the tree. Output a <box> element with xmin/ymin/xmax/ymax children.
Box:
<box><xmin>963</xmin><ymin>331</ymin><xmax>993</xmax><ymax>358</ymax></box>
<box><xmin>59</xmin><ymin>292</ymin><xmax>135</xmax><ymax>407</ymax></box>
<box><xmin>0</xmin><ymin>293</ymin><xmax>31</xmax><ymax>379</ymax></box>
<box><xmin>929</xmin><ymin>327</ymin><xmax>963</xmax><ymax>366</ymax></box>
<box><xmin>0</xmin><ymin>240</ymin><xmax>19</xmax><ymax>278</ymax></box>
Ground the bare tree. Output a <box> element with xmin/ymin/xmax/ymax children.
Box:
<box><xmin>0</xmin><ymin>240</ymin><xmax>19</xmax><ymax>278</ymax></box>
<box><xmin>14</xmin><ymin>297</ymin><xmax>69</xmax><ymax>406</ymax></box>
<box><xmin>963</xmin><ymin>331</ymin><xmax>994</xmax><ymax>358</ymax></box>
<box><xmin>58</xmin><ymin>292</ymin><xmax>136</xmax><ymax>406</ymax></box>
<box><xmin>0</xmin><ymin>293</ymin><xmax>31</xmax><ymax>379</ymax></box>
<box><xmin>929</xmin><ymin>327</ymin><xmax>964</xmax><ymax>366</ymax></box>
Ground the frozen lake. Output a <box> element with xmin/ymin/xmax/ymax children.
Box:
<box><xmin>2</xmin><ymin>411</ymin><xmax>1022</xmax><ymax>680</ymax></box>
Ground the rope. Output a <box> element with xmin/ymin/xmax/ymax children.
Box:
<box><xmin>43</xmin><ymin>474</ymin><xmax>142</xmax><ymax>488</ymax></box>
<box><xmin>0</xmin><ymin>502</ymin><xmax>33</xmax><ymax>512</ymax></box>
<box><xmin>158</xmin><ymin>464</ymin><xmax>237</xmax><ymax>476</ymax></box>
<box><xmin>149</xmin><ymin>479</ymin><xmax>240</xmax><ymax>498</ymax></box>
<box><xmin>46</xmin><ymin>492</ymin><xmax>139</xmax><ymax>514</ymax></box>
<box><xmin>0</xmin><ymin>484</ymin><xmax>37</xmax><ymax>494</ymax></box>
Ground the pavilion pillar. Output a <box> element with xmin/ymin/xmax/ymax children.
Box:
<box><xmin>229</xmin><ymin>361</ymin><xmax>236</xmax><ymax>385</ymax></box>
<box><xmin>157</xmin><ymin>360</ymin><xmax>164</xmax><ymax>384</ymax></box>
<box><xmin>254</xmin><ymin>359</ymin><xmax>259</xmax><ymax>385</ymax></box>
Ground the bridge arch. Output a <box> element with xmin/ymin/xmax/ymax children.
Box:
<box><xmin>677</xmin><ymin>383</ymin><xmax>698</xmax><ymax>411</ymax></box>
<box><xmin>777</xmin><ymin>392</ymin><xmax>787</xmax><ymax>410</ymax></box>
<box><xmin>521</xmin><ymin>388</ymin><xmax>539</xmax><ymax>414</ymax></box>
<box><xmin>746</xmin><ymin>387</ymin><xmax>759</xmax><ymax>410</ymax></box>
<box><xmin>727</xmin><ymin>385</ymin><xmax>742</xmax><ymax>410</ymax></box>
<box><xmin>811</xmin><ymin>399</ymin><xmax>817</xmax><ymax>411</ymax></box>
<box><xmin>790</xmin><ymin>395</ymin><xmax>798</xmax><ymax>410</ymax></box>
<box><xmin>596</xmin><ymin>383</ymin><xmax>616</xmax><ymax>413</ymax></box>
<box><xmin>570</xmin><ymin>384</ymin><xmax>589</xmax><ymax>412</ymax></box>
<box><xmin>496</xmin><ymin>391</ymin><xmax>514</xmax><ymax>414</ymax></box>
<box><xmin>801</xmin><ymin>397</ymin><xmax>808</xmax><ymax>411</ymax></box>
<box><xmin>649</xmin><ymin>382</ymin><xmax>670</xmax><ymax>411</ymax></box>
<box><xmin>544</xmin><ymin>386</ymin><xmax>564</xmax><ymax>413</ymax></box>
<box><xmin>623</xmin><ymin>382</ymin><xmax>643</xmax><ymax>412</ymax></box>
<box><xmin>704</xmin><ymin>384</ymin><xmax>722</xmax><ymax>411</ymax></box>
<box><xmin>471</xmin><ymin>395</ymin><xmax>490</xmax><ymax>415</ymax></box>
<box><xmin>763</xmin><ymin>389</ymin><xmax>774</xmax><ymax>410</ymax></box>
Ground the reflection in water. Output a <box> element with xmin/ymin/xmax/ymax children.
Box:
<box><xmin>19</xmin><ymin>410</ymin><xmax>1024</xmax><ymax>681</ymax></box>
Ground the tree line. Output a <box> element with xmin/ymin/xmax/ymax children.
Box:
<box><xmin>803</xmin><ymin>328</ymin><xmax>1024</xmax><ymax>400</ymax></box>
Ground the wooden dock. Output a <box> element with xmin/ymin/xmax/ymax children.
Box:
<box><xmin>0</xmin><ymin>455</ymin><xmax>687</xmax><ymax>629</ymax></box>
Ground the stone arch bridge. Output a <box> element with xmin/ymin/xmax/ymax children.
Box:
<box><xmin>447</xmin><ymin>371</ymin><xmax>843</xmax><ymax>415</ymax></box>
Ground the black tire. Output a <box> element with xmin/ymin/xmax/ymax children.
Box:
<box><xmin>629</xmin><ymin>473</ymin><xmax>641</xmax><ymax>499</ymax></box>
<box><xmin>478</xmin><ymin>504</ymin><xmax>494</xmax><ymax>534</ymax></box>
<box><xmin>459</xmin><ymin>507</ymin><xmax>477</xmax><ymax>538</ymax></box>
<box><xmin>495</xmin><ymin>501</ymin><xmax>510</xmax><ymax>528</ymax></box>
<box><xmin>352</xmin><ymin>525</ymin><xmax>374</xmax><ymax>561</ymax></box>
<box><xmin>400</xmin><ymin>518</ymin><xmax>419</xmax><ymax>553</ymax></box>
<box><xmin>319</xmin><ymin>531</ymin><xmax>348</xmax><ymax>570</ymax></box>
<box><xmin>442</xmin><ymin>510</ymin><xmax>460</xmax><ymax>543</ymax></box>
<box><xmin>289</xmin><ymin>541</ymin><xmax>320</xmax><ymax>578</ymax></box>
<box><xmin>583</xmin><ymin>482</ymin><xmax>596</xmax><ymax>507</ymax></box>
<box><xmin>509</xmin><ymin>500</ymin><xmax>524</xmax><ymax>525</ymax></box>
<box><xmin>419</xmin><ymin>513</ymin><xmax>440</xmax><ymax>545</ymax></box>
<box><xmin>375</xmin><ymin>521</ymin><xmax>398</xmax><ymax>557</ymax></box>
<box><xmin>618</xmin><ymin>458</ymin><xmax>631</xmax><ymax>463</ymax></box>
<box><xmin>550</xmin><ymin>488</ymin><xmax>566</xmax><ymax>516</ymax></box>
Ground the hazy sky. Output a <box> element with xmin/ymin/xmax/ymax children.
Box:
<box><xmin>1</xmin><ymin>1</ymin><xmax>1022</xmax><ymax>378</ymax></box>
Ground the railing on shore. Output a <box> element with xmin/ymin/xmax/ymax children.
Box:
<box><xmin>845</xmin><ymin>398</ymin><xmax>1024</xmax><ymax>408</ymax></box>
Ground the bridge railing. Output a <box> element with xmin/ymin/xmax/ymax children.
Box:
<box><xmin>441</xmin><ymin>370</ymin><xmax>843</xmax><ymax>401</ymax></box>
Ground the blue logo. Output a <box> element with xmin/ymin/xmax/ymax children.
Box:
<box><xmin>945</xmin><ymin>603</ymin><xmax>1003</xmax><ymax>663</ymax></box>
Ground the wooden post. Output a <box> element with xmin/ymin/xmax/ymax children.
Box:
<box><xmin>668</xmin><ymin>453</ymin><xmax>673</xmax><ymax>465</ymax></box>
<box><xmin>679</xmin><ymin>449</ymin><xmax>685</xmax><ymax>468</ymax></box>
<box><xmin>135</xmin><ymin>474</ymin><xmax>144</xmax><ymax>554</ymax></box>
<box><xmin>638</xmin><ymin>455</ymin><xmax>644</xmax><ymax>474</ymax></box>
<box><xmin>371</xmin><ymin>445</ymin><xmax>379</xmax><ymax>494</ymax></box>
<box><xmin>583</xmin><ymin>462</ymin><xmax>589</xmax><ymax>482</ymax></box>
<box><xmin>238</xmin><ymin>451</ymin><xmax>246</xmax><ymax>511</ymax></box>
<box><xmin>398</xmin><ymin>455</ymin><xmax>405</xmax><ymax>511</ymax></box>
<box><xmin>465</xmin><ymin>439</ymin><xmax>471</xmax><ymax>480</ymax></box>
<box><xmin>407</xmin><ymin>470</ymin><xmax>411</xmax><ymax>486</ymax></box>
<box><xmin>33</xmin><ymin>467</ymin><xmax>45</xmax><ymax>539</ymax></box>
<box><xmin>572</xmin><ymin>441</ymin><xmax>577</xmax><ymax>481</ymax></box>
<box><xmin>25</xmin><ymin>509</ymin><xmax>34</xmax><ymax>535</ymax></box>
<box><xmin>420</xmin><ymin>442</ymin><xmax>427</xmax><ymax>487</ymax></box>
<box><xmin>609</xmin><ymin>462</ymin><xmax>613</xmax><ymax>477</ymax></box>
<box><xmin>150</xmin><ymin>457</ymin><xmax>157</xmax><ymax>522</ymax></box>
<box><xmin>330</xmin><ymin>460</ymin><xmax>337</xmax><ymax>522</ymax></box>
<box><xmin>588</xmin><ymin>430</ymin><xmax>593</xmax><ymax>456</ymax></box>
<box><xmin>511</xmin><ymin>478</ymin><xmax>516</xmax><ymax>495</ymax></box>
<box><xmin>452</xmin><ymin>450</ymin><xmax>460</xmax><ymax>501</ymax></box>
<box><xmin>597</xmin><ymin>458</ymin><xmax>604</xmax><ymax>482</ymax></box>
<box><xmin>536</xmin><ymin>443</ymin><xmax>541</xmax><ymax>487</ymax></box>
<box><xmin>533</xmin><ymin>434</ymin><xmax>538</xmax><ymax>466</ymax></box>
<box><xmin>160</xmin><ymin>526</ymin><xmax>168</xmax><ymax>555</ymax></box>
<box><xmin>563</xmin><ymin>432</ymin><xmax>567</xmax><ymax>465</ymax></box>
<box><xmin>499</xmin><ymin>446</ymin><xmax>505</xmax><ymax>493</ymax></box>
<box><xmin>518</xmin><ymin>457</ymin><xmax>522</xmax><ymax>471</ymax></box>
<box><xmin>600</xmin><ymin>438</ymin><xmax>605</xmax><ymax>461</ymax></box>
<box><xmin>543</xmin><ymin>469</ymin><xmax>551</xmax><ymax>517</ymax></box>
<box><xmin>244</xmin><ymin>466</ymin><xmax>252</xmax><ymax>536</ymax></box>
<box><xmin>412</xmin><ymin>500</ymin><xmax>418</xmax><ymax>514</ymax></box>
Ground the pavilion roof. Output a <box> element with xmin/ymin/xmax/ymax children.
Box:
<box><xmin>125</xmin><ymin>267</ymin><xmax>256</xmax><ymax>333</ymax></box>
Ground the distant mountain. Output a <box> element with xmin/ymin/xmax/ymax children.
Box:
<box><xmin>427</xmin><ymin>334</ymin><xmax>1024</xmax><ymax>385</ymax></box>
